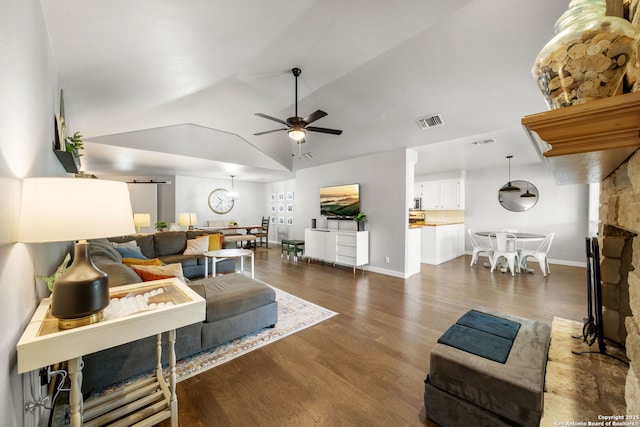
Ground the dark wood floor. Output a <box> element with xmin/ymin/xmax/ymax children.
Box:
<box><xmin>167</xmin><ymin>249</ymin><xmax>587</xmax><ymax>427</ymax></box>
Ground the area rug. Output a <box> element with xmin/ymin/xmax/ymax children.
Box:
<box><xmin>93</xmin><ymin>284</ymin><xmax>338</xmax><ymax>395</ymax></box>
<box><xmin>50</xmin><ymin>285</ymin><xmax>337</xmax><ymax>425</ymax></box>
<box><xmin>173</xmin><ymin>284</ymin><xmax>338</xmax><ymax>382</ymax></box>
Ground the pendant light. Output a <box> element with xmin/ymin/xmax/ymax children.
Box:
<box><xmin>499</xmin><ymin>155</ymin><xmax>520</xmax><ymax>193</ymax></box>
<box><xmin>227</xmin><ymin>175</ymin><xmax>239</xmax><ymax>199</ymax></box>
<box><xmin>521</xmin><ymin>182</ymin><xmax>537</xmax><ymax>198</ymax></box>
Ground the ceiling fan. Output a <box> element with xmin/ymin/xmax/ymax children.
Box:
<box><xmin>254</xmin><ymin>67</ymin><xmax>343</xmax><ymax>144</ymax></box>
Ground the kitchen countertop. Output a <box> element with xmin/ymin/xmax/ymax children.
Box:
<box><xmin>409</xmin><ymin>222</ymin><xmax>464</xmax><ymax>228</ymax></box>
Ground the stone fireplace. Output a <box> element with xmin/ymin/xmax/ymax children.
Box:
<box><xmin>600</xmin><ymin>149</ymin><xmax>640</xmax><ymax>413</ymax></box>
<box><xmin>600</xmin><ymin>225</ymin><xmax>635</xmax><ymax>345</ymax></box>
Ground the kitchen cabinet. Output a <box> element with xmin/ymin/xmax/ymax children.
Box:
<box><xmin>417</xmin><ymin>179</ymin><xmax>464</xmax><ymax>210</ymax></box>
<box><xmin>421</xmin><ymin>224</ymin><xmax>465</xmax><ymax>265</ymax></box>
<box><xmin>407</xmin><ymin>227</ymin><xmax>421</xmax><ymax>276</ymax></box>
<box><xmin>305</xmin><ymin>229</ymin><xmax>368</xmax><ymax>271</ymax></box>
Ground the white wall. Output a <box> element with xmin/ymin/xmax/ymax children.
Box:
<box><xmin>264</xmin><ymin>179</ymin><xmax>296</xmax><ymax>242</ymax></box>
<box><xmin>174</xmin><ymin>176</ymin><xmax>267</xmax><ymax>228</ymax></box>
<box><xmin>0</xmin><ymin>1</ymin><xmax>64</xmax><ymax>426</ymax></box>
<box><xmin>294</xmin><ymin>149</ymin><xmax>411</xmax><ymax>276</ymax></box>
<box><xmin>464</xmin><ymin>163</ymin><xmax>588</xmax><ymax>265</ymax></box>
<box><xmin>108</xmin><ymin>175</ymin><xmax>176</xmax><ymax>227</ymax></box>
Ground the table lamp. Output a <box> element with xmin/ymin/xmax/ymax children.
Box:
<box><xmin>133</xmin><ymin>213</ymin><xmax>151</xmax><ymax>233</ymax></box>
<box><xmin>19</xmin><ymin>178</ymin><xmax>135</xmax><ymax>329</ymax></box>
<box><xmin>178</xmin><ymin>212</ymin><xmax>198</xmax><ymax>230</ymax></box>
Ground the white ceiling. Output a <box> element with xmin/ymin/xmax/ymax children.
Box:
<box><xmin>41</xmin><ymin>0</ymin><xmax>567</xmax><ymax>182</ymax></box>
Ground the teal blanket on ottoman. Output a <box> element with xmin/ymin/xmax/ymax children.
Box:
<box><xmin>437</xmin><ymin>310</ymin><xmax>521</xmax><ymax>364</ymax></box>
<box><xmin>425</xmin><ymin>307</ymin><xmax>551</xmax><ymax>427</ymax></box>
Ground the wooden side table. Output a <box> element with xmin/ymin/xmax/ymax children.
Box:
<box><xmin>17</xmin><ymin>278</ymin><xmax>205</xmax><ymax>427</ymax></box>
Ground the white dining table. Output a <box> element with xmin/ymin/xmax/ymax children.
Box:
<box><xmin>475</xmin><ymin>231</ymin><xmax>545</xmax><ymax>242</ymax></box>
<box><xmin>475</xmin><ymin>231</ymin><xmax>546</xmax><ymax>273</ymax></box>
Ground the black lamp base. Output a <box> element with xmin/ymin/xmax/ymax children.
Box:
<box><xmin>51</xmin><ymin>240</ymin><xmax>109</xmax><ymax>330</ymax></box>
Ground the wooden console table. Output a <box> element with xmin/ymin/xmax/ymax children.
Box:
<box><xmin>17</xmin><ymin>278</ymin><xmax>205</xmax><ymax>427</ymax></box>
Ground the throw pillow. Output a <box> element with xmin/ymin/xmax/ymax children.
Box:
<box><xmin>133</xmin><ymin>269</ymin><xmax>175</xmax><ymax>282</ymax></box>
<box><xmin>208</xmin><ymin>233</ymin><xmax>223</xmax><ymax>251</ymax></box>
<box><xmin>183</xmin><ymin>236</ymin><xmax>210</xmax><ymax>255</ymax></box>
<box><xmin>89</xmin><ymin>239</ymin><xmax>122</xmax><ymax>263</ymax></box>
<box><xmin>112</xmin><ymin>245</ymin><xmax>147</xmax><ymax>259</ymax></box>
<box><xmin>131</xmin><ymin>263</ymin><xmax>185</xmax><ymax>283</ymax></box>
<box><xmin>121</xmin><ymin>257</ymin><xmax>163</xmax><ymax>267</ymax></box>
<box><xmin>111</xmin><ymin>240</ymin><xmax>138</xmax><ymax>249</ymax></box>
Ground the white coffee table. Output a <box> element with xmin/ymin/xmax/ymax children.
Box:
<box><xmin>204</xmin><ymin>248</ymin><xmax>254</xmax><ymax>278</ymax></box>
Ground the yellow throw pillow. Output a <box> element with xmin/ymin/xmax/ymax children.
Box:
<box><xmin>183</xmin><ymin>236</ymin><xmax>210</xmax><ymax>255</ymax></box>
<box><xmin>122</xmin><ymin>257</ymin><xmax>163</xmax><ymax>267</ymax></box>
<box><xmin>208</xmin><ymin>233</ymin><xmax>223</xmax><ymax>251</ymax></box>
<box><xmin>131</xmin><ymin>263</ymin><xmax>185</xmax><ymax>283</ymax></box>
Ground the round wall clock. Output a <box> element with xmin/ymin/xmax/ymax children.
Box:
<box><xmin>208</xmin><ymin>188</ymin><xmax>234</xmax><ymax>214</ymax></box>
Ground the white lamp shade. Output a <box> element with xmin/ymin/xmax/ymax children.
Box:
<box><xmin>288</xmin><ymin>128</ymin><xmax>306</xmax><ymax>141</ymax></box>
<box><xmin>19</xmin><ymin>178</ymin><xmax>136</xmax><ymax>243</ymax></box>
<box><xmin>178</xmin><ymin>212</ymin><xmax>198</xmax><ymax>226</ymax></box>
<box><xmin>133</xmin><ymin>213</ymin><xmax>151</xmax><ymax>228</ymax></box>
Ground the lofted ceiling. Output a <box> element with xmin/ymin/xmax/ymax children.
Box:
<box><xmin>41</xmin><ymin>0</ymin><xmax>567</xmax><ymax>182</ymax></box>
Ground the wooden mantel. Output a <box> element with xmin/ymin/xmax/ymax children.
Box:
<box><xmin>521</xmin><ymin>91</ymin><xmax>640</xmax><ymax>184</ymax></box>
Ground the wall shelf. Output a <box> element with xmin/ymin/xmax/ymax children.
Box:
<box><xmin>53</xmin><ymin>145</ymin><xmax>80</xmax><ymax>174</ymax></box>
<box><xmin>521</xmin><ymin>91</ymin><xmax>640</xmax><ymax>184</ymax></box>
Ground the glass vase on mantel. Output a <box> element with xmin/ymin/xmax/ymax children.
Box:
<box><xmin>532</xmin><ymin>0</ymin><xmax>638</xmax><ymax>110</ymax></box>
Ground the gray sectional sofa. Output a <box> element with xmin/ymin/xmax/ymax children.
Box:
<box><xmin>81</xmin><ymin>231</ymin><xmax>278</xmax><ymax>395</ymax></box>
<box><xmin>107</xmin><ymin>230</ymin><xmax>236</xmax><ymax>279</ymax></box>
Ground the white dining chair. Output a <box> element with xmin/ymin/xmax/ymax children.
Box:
<box><xmin>468</xmin><ymin>229</ymin><xmax>493</xmax><ymax>267</ymax></box>
<box><xmin>489</xmin><ymin>232</ymin><xmax>520</xmax><ymax>276</ymax></box>
<box><xmin>519</xmin><ymin>232</ymin><xmax>555</xmax><ymax>277</ymax></box>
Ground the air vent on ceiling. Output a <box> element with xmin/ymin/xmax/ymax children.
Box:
<box><xmin>416</xmin><ymin>114</ymin><xmax>445</xmax><ymax>130</ymax></box>
<box><xmin>303</xmin><ymin>151</ymin><xmax>315</xmax><ymax>159</ymax></box>
<box><xmin>471</xmin><ymin>138</ymin><xmax>495</xmax><ymax>145</ymax></box>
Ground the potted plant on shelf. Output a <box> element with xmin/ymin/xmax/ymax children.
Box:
<box><xmin>354</xmin><ymin>212</ymin><xmax>367</xmax><ymax>231</ymax></box>
<box><xmin>65</xmin><ymin>131</ymin><xmax>85</xmax><ymax>158</ymax></box>
<box><xmin>155</xmin><ymin>221</ymin><xmax>168</xmax><ymax>232</ymax></box>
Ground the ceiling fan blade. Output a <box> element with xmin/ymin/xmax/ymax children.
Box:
<box><xmin>306</xmin><ymin>126</ymin><xmax>343</xmax><ymax>135</ymax></box>
<box><xmin>302</xmin><ymin>109</ymin><xmax>327</xmax><ymax>125</ymax></box>
<box><xmin>255</xmin><ymin>113</ymin><xmax>288</xmax><ymax>126</ymax></box>
<box><xmin>254</xmin><ymin>128</ymin><xmax>288</xmax><ymax>136</ymax></box>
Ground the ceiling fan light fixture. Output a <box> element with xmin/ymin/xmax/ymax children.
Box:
<box><xmin>288</xmin><ymin>127</ymin><xmax>306</xmax><ymax>142</ymax></box>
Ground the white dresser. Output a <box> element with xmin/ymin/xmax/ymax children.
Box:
<box><xmin>304</xmin><ymin>228</ymin><xmax>369</xmax><ymax>272</ymax></box>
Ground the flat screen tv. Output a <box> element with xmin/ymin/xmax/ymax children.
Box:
<box><xmin>320</xmin><ymin>183</ymin><xmax>360</xmax><ymax>217</ymax></box>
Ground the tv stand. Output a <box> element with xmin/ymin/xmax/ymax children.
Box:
<box><xmin>304</xmin><ymin>228</ymin><xmax>368</xmax><ymax>273</ymax></box>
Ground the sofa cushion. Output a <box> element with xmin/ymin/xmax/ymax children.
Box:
<box><xmin>183</xmin><ymin>236</ymin><xmax>210</xmax><ymax>255</ymax></box>
<box><xmin>133</xmin><ymin>269</ymin><xmax>175</xmax><ymax>282</ymax></box>
<box><xmin>113</xmin><ymin>245</ymin><xmax>147</xmax><ymax>259</ymax></box>
<box><xmin>131</xmin><ymin>263</ymin><xmax>185</xmax><ymax>283</ymax></box>
<box><xmin>159</xmin><ymin>254</ymin><xmax>198</xmax><ymax>267</ymax></box>
<box><xmin>154</xmin><ymin>231</ymin><xmax>187</xmax><ymax>257</ymax></box>
<box><xmin>99</xmin><ymin>262</ymin><xmax>142</xmax><ymax>288</ymax></box>
<box><xmin>121</xmin><ymin>258</ymin><xmax>163</xmax><ymax>267</ymax></box>
<box><xmin>192</xmin><ymin>274</ymin><xmax>276</xmax><ymax>323</ymax></box>
<box><xmin>134</xmin><ymin>234</ymin><xmax>155</xmax><ymax>258</ymax></box>
<box><xmin>112</xmin><ymin>240</ymin><xmax>137</xmax><ymax>249</ymax></box>
<box><xmin>90</xmin><ymin>239</ymin><xmax>122</xmax><ymax>263</ymax></box>
<box><xmin>208</xmin><ymin>234</ymin><xmax>223</xmax><ymax>251</ymax></box>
